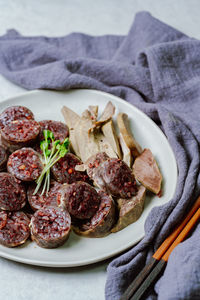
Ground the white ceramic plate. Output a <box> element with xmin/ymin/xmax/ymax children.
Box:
<box><xmin>0</xmin><ymin>89</ymin><xmax>177</xmax><ymax>267</ymax></box>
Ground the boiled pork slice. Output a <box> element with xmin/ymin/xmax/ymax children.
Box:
<box><xmin>117</xmin><ymin>113</ymin><xmax>142</xmax><ymax>158</ymax></box>
<box><xmin>132</xmin><ymin>148</ymin><xmax>162</xmax><ymax>194</ymax></box>
<box><xmin>111</xmin><ymin>185</ymin><xmax>146</xmax><ymax>232</ymax></box>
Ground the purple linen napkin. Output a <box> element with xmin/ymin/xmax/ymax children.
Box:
<box><xmin>0</xmin><ymin>11</ymin><xmax>200</xmax><ymax>300</ymax></box>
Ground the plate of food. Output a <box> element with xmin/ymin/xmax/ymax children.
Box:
<box><xmin>0</xmin><ymin>89</ymin><xmax>177</xmax><ymax>267</ymax></box>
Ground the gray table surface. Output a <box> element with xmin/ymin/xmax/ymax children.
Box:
<box><xmin>0</xmin><ymin>1</ymin><xmax>199</xmax><ymax>299</ymax></box>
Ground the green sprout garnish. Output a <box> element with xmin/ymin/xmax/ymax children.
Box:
<box><xmin>33</xmin><ymin>129</ymin><xmax>70</xmax><ymax>196</ymax></box>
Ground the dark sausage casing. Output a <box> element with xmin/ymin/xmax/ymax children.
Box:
<box><xmin>0</xmin><ymin>173</ymin><xmax>26</xmax><ymax>211</ymax></box>
<box><xmin>0</xmin><ymin>145</ymin><xmax>7</xmax><ymax>171</ymax></box>
<box><xmin>30</xmin><ymin>207</ymin><xmax>71</xmax><ymax>248</ymax></box>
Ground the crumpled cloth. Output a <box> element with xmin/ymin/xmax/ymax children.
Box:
<box><xmin>0</xmin><ymin>11</ymin><xmax>200</xmax><ymax>300</ymax></box>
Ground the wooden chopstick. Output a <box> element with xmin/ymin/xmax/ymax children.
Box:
<box><xmin>130</xmin><ymin>207</ymin><xmax>200</xmax><ymax>300</ymax></box>
<box><xmin>120</xmin><ymin>196</ymin><xmax>200</xmax><ymax>300</ymax></box>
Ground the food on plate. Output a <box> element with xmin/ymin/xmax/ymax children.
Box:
<box><xmin>73</xmin><ymin>191</ymin><xmax>116</xmax><ymax>237</ymax></box>
<box><xmin>61</xmin><ymin>106</ymin><xmax>81</xmax><ymax>156</ymax></box>
<box><xmin>7</xmin><ymin>147</ymin><xmax>43</xmax><ymax>181</ymax></box>
<box><xmin>0</xmin><ymin>211</ymin><xmax>30</xmax><ymax>247</ymax></box>
<box><xmin>101</xmin><ymin>119</ymin><xmax>122</xmax><ymax>159</ymax></box>
<box><xmin>51</xmin><ymin>153</ymin><xmax>89</xmax><ymax>184</ymax></box>
<box><xmin>62</xmin><ymin>103</ymin><xmax>118</xmax><ymax>162</ymax></box>
<box><xmin>111</xmin><ymin>185</ymin><xmax>146</xmax><ymax>232</ymax></box>
<box><xmin>1</xmin><ymin>119</ymin><xmax>40</xmax><ymax>152</ymax></box>
<box><xmin>30</xmin><ymin>207</ymin><xmax>71</xmax><ymax>248</ymax></box>
<box><xmin>117</xmin><ymin>112</ymin><xmax>142</xmax><ymax>158</ymax></box>
<box><xmin>27</xmin><ymin>181</ymin><xmax>62</xmax><ymax>211</ymax></box>
<box><xmin>0</xmin><ymin>101</ymin><xmax>163</xmax><ymax>249</ymax></box>
<box><xmin>0</xmin><ymin>172</ymin><xmax>26</xmax><ymax>211</ymax></box>
<box><xmin>58</xmin><ymin>181</ymin><xmax>100</xmax><ymax>219</ymax></box>
<box><xmin>38</xmin><ymin>120</ymin><xmax>69</xmax><ymax>143</ymax></box>
<box><xmin>84</xmin><ymin>152</ymin><xmax>137</xmax><ymax>198</ymax></box>
<box><xmin>0</xmin><ymin>145</ymin><xmax>7</xmax><ymax>171</ymax></box>
<box><xmin>119</xmin><ymin>133</ymin><xmax>132</xmax><ymax>167</ymax></box>
<box><xmin>88</xmin><ymin>105</ymin><xmax>98</xmax><ymax>122</ymax></box>
<box><xmin>34</xmin><ymin>130</ymin><xmax>69</xmax><ymax>196</ymax></box>
<box><xmin>93</xmin><ymin>101</ymin><xmax>115</xmax><ymax>127</ymax></box>
<box><xmin>0</xmin><ymin>105</ymin><xmax>34</xmax><ymax>130</ymax></box>
<box><xmin>132</xmin><ymin>148</ymin><xmax>162</xmax><ymax>194</ymax></box>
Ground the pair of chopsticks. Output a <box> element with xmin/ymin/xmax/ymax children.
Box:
<box><xmin>121</xmin><ymin>196</ymin><xmax>200</xmax><ymax>300</ymax></box>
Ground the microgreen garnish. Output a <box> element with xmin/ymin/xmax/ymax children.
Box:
<box><xmin>33</xmin><ymin>130</ymin><xmax>69</xmax><ymax>196</ymax></box>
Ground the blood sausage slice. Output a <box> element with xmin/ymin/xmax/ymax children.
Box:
<box><xmin>132</xmin><ymin>148</ymin><xmax>162</xmax><ymax>194</ymax></box>
<box><xmin>30</xmin><ymin>207</ymin><xmax>71</xmax><ymax>248</ymax></box>
<box><xmin>0</xmin><ymin>106</ymin><xmax>34</xmax><ymax>130</ymax></box>
<box><xmin>27</xmin><ymin>181</ymin><xmax>62</xmax><ymax>211</ymax></box>
<box><xmin>1</xmin><ymin>119</ymin><xmax>40</xmax><ymax>152</ymax></box>
<box><xmin>58</xmin><ymin>181</ymin><xmax>100</xmax><ymax>220</ymax></box>
<box><xmin>0</xmin><ymin>173</ymin><xmax>26</xmax><ymax>211</ymax></box>
<box><xmin>85</xmin><ymin>153</ymin><xmax>137</xmax><ymax>198</ymax></box>
<box><xmin>111</xmin><ymin>185</ymin><xmax>146</xmax><ymax>232</ymax></box>
<box><xmin>7</xmin><ymin>147</ymin><xmax>43</xmax><ymax>181</ymax></box>
<box><xmin>0</xmin><ymin>211</ymin><xmax>30</xmax><ymax>247</ymax></box>
<box><xmin>38</xmin><ymin>120</ymin><xmax>69</xmax><ymax>143</ymax></box>
<box><xmin>73</xmin><ymin>191</ymin><xmax>116</xmax><ymax>238</ymax></box>
<box><xmin>51</xmin><ymin>153</ymin><xmax>89</xmax><ymax>184</ymax></box>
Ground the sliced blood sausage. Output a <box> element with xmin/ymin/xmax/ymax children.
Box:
<box><xmin>1</xmin><ymin>119</ymin><xmax>40</xmax><ymax>152</ymax></box>
<box><xmin>0</xmin><ymin>145</ymin><xmax>7</xmax><ymax>171</ymax></box>
<box><xmin>0</xmin><ymin>173</ymin><xmax>26</xmax><ymax>211</ymax></box>
<box><xmin>58</xmin><ymin>181</ymin><xmax>100</xmax><ymax>220</ymax></box>
<box><xmin>7</xmin><ymin>147</ymin><xmax>43</xmax><ymax>181</ymax></box>
<box><xmin>30</xmin><ymin>207</ymin><xmax>71</xmax><ymax>248</ymax></box>
<box><xmin>27</xmin><ymin>181</ymin><xmax>62</xmax><ymax>211</ymax></box>
<box><xmin>73</xmin><ymin>191</ymin><xmax>116</xmax><ymax>237</ymax></box>
<box><xmin>99</xmin><ymin>158</ymin><xmax>137</xmax><ymax>198</ymax></box>
<box><xmin>38</xmin><ymin>120</ymin><xmax>69</xmax><ymax>142</ymax></box>
<box><xmin>0</xmin><ymin>211</ymin><xmax>7</xmax><ymax>230</ymax></box>
<box><xmin>52</xmin><ymin>153</ymin><xmax>89</xmax><ymax>184</ymax></box>
<box><xmin>85</xmin><ymin>152</ymin><xmax>109</xmax><ymax>178</ymax></box>
<box><xmin>0</xmin><ymin>211</ymin><xmax>30</xmax><ymax>247</ymax></box>
<box><xmin>86</xmin><ymin>153</ymin><xmax>137</xmax><ymax>198</ymax></box>
<box><xmin>0</xmin><ymin>106</ymin><xmax>34</xmax><ymax>130</ymax></box>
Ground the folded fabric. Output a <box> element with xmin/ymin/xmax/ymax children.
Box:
<box><xmin>0</xmin><ymin>11</ymin><xmax>200</xmax><ymax>300</ymax></box>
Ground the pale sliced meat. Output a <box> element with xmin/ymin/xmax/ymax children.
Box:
<box><xmin>117</xmin><ymin>113</ymin><xmax>142</xmax><ymax>158</ymax></box>
<box><xmin>102</xmin><ymin>120</ymin><xmax>122</xmax><ymax>159</ymax></box>
<box><xmin>94</xmin><ymin>132</ymin><xmax>118</xmax><ymax>158</ymax></box>
<box><xmin>111</xmin><ymin>185</ymin><xmax>146</xmax><ymax>232</ymax></box>
<box><xmin>88</xmin><ymin>105</ymin><xmax>98</xmax><ymax>122</ymax></box>
<box><xmin>132</xmin><ymin>148</ymin><xmax>162</xmax><ymax>194</ymax></box>
<box><xmin>74</xmin><ymin>113</ymin><xmax>99</xmax><ymax>162</ymax></box>
<box><xmin>61</xmin><ymin>106</ymin><xmax>81</xmax><ymax>157</ymax></box>
<box><xmin>95</xmin><ymin>101</ymin><xmax>115</xmax><ymax>126</ymax></box>
<box><xmin>119</xmin><ymin>133</ymin><xmax>132</xmax><ymax>167</ymax></box>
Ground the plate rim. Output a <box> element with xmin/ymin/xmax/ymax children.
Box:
<box><xmin>0</xmin><ymin>89</ymin><xmax>178</xmax><ymax>267</ymax></box>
